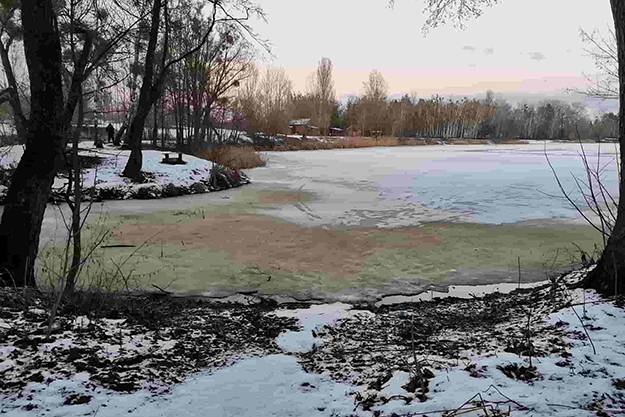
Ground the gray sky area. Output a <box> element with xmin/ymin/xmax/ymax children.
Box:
<box><xmin>253</xmin><ymin>0</ymin><xmax>616</xmax><ymax>111</ymax></box>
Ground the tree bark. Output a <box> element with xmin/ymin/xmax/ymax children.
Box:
<box><xmin>0</xmin><ymin>0</ymin><xmax>66</xmax><ymax>287</ymax></box>
<box><xmin>66</xmin><ymin>83</ymin><xmax>84</xmax><ymax>292</ymax></box>
<box><xmin>584</xmin><ymin>0</ymin><xmax>625</xmax><ymax>296</ymax></box>
<box><xmin>122</xmin><ymin>0</ymin><xmax>162</xmax><ymax>180</ymax></box>
<box><xmin>122</xmin><ymin>106</ymin><xmax>149</xmax><ymax>180</ymax></box>
<box><xmin>151</xmin><ymin>104</ymin><xmax>158</xmax><ymax>148</ymax></box>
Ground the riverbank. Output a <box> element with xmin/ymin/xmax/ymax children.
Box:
<box><xmin>0</xmin><ymin>143</ymin><xmax>251</xmax><ymax>205</ymax></box>
<box><xmin>1</xmin><ymin>268</ymin><xmax>624</xmax><ymax>416</ymax></box>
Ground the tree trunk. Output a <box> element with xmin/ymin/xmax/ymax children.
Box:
<box><xmin>0</xmin><ymin>0</ymin><xmax>65</xmax><ymax>287</ymax></box>
<box><xmin>584</xmin><ymin>0</ymin><xmax>625</xmax><ymax>296</ymax></box>
<box><xmin>160</xmin><ymin>94</ymin><xmax>166</xmax><ymax>149</ymax></box>
<box><xmin>66</xmin><ymin>84</ymin><xmax>85</xmax><ymax>292</ymax></box>
<box><xmin>114</xmin><ymin>123</ymin><xmax>126</xmax><ymax>146</ymax></box>
<box><xmin>122</xmin><ymin>107</ymin><xmax>148</xmax><ymax>181</ymax></box>
<box><xmin>152</xmin><ymin>105</ymin><xmax>158</xmax><ymax>148</ymax></box>
<box><xmin>122</xmin><ymin>0</ymin><xmax>162</xmax><ymax>180</ymax></box>
<box><xmin>93</xmin><ymin>99</ymin><xmax>103</xmax><ymax>148</ymax></box>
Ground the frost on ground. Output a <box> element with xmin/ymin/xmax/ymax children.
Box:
<box><xmin>0</xmin><ymin>142</ymin><xmax>250</xmax><ymax>204</ymax></box>
<box><xmin>1</xmin><ymin>268</ymin><xmax>625</xmax><ymax>416</ymax></box>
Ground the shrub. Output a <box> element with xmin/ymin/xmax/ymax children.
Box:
<box><xmin>200</xmin><ymin>145</ymin><xmax>266</xmax><ymax>169</ymax></box>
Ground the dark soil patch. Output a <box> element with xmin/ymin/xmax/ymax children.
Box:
<box><xmin>0</xmin><ymin>289</ymin><xmax>300</xmax><ymax>395</ymax></box>
<box><xmin>496</xmin><ymin>363</ymin><xmax>543</xmax><ymax>383</ymax></box>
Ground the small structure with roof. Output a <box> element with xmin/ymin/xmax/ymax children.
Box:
<box><xmin>288</xmin><ymin>118</ymin><xmax>320</xmax><ymax>136</ymax></box>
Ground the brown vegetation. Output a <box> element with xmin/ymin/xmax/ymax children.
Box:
<box><xmin>255</xmin><ymin>137</ymin><xmax>432</xmax><ymax>152</ymax></box>
<box><xmin>198</xmin><ymin>137</ymin><xmax>531</xmax><ymax>168</ymax></box>
<box><xmin>254</xmin><ymin>136</ymin><xmax>530</xmax><ymax>152</ymax></box>
<box><xmin>498</xmin><ymin>139</ymin><xmax>531</xmax><ymax>145</ymax></box>
<box><xmin>196</xmin><ymin>137</ymin><xmax>532</xmax><ymax>169</ymax></box>
<box><xmin>200</xmin><ymin>145</ymin><xmax>267</xmax><ymax>169</ymax></box>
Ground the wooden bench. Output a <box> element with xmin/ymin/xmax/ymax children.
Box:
<box><xmin>161</xmin><ymin>152</ymin><xmax>186</xmax><ymax>164</ymax></box>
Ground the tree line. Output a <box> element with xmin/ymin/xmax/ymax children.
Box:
<box><xmin>119</xmin><ymin>62</ymin><xmax>621</xmax><ymax>145</ymax></box>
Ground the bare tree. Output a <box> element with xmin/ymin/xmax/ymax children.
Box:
<box><xmin>258</xmin><ymin>67</ymin><xmax>293</xmax><ymax>137</ymax></box>
<box><xmin>0</xmin><ymin>0</ymin><xmax>159</xmax><ymax>287</ymax></box>
<box><xmin>236</xmin><ymin>66</ymin><xmax>293</xmax><ymax>139</ymax></box>
<box><xmin>362</xmin><ymin>69</ymin><xmax>388</xmax><ymax>136</ymax></box>
<box><xmin>121</xmin><ymin>0</ymin><xmax>267</xmax><ymax>180</ymax></box>
<box><xmin>309</xmin><ymin>57</ymin><xmax>335</xmax><ymax>136</ymax></box>
<box><xmin>0</xmin><ymin>0</ymin><xmax>92</xmax><ymax>287</ymax></box>
<box><xmin>167</xmin><ymin>20</ymin><xmax>256</xmax><ymax>153</ymax></box>
<box><xmin>568</xmin><ymin>28</ymin><xmax>618</xmax><ymax>100</ymax></box>
<box><xmin>389</xmin><ymin>0</ymin><xmax>502</xmax><ymax>34</ymax></box>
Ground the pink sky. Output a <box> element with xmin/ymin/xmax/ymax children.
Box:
<box><xmin>252</xmin><ymin>0</ymin><xmax>615</xmax><ymax>105</ymax></box>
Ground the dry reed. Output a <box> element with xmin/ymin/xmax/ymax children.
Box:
<box><xmin>200</xmin><ymin>145</ymin><xmax>267</xmax><ymax>169</ymax></box>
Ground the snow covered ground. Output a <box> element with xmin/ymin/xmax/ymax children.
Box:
<box><xmin>1</xmin><ymin>268</ymin><xmax>624</xmax><ymax>416</ymax></box>
<box><xmin>0</xmin><ymin>142</ymin><xmax>249</xmax><ymax>203</ymax></box>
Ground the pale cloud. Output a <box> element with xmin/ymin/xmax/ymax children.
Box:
<box><xmin>461</xmin><ymin>45</ymin><xmax>477</xmax><ymax>52</ymax></box>
<box><xmin>484</xmin><ymin>47</ymin><xmax>494</xmax><ymax>55</ymax></box>
<box><xmin>528</xmin><ymin>51</ymin><xmax>547</xmax><ymax>61</ymax></box>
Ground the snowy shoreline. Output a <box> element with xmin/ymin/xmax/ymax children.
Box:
<box><xmin>1</xmin><ymin>267</ymin><xmax>625</xmax><ymax>416</ymax></box>
<box><xmin>0</xmin><ymin>143</ymin><xmax>250</xmax><ymax>206</ymax></box>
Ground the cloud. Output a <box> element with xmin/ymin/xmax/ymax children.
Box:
<box><xmin>528</xmin><ymin>52</ymin><xmax>547</xmax><ymax>61</ymax></box>
<box><xmin>461</xmin><ymin>45</ymin><xmax>476</xmax><ymax>52</ymax></box>
<box><xmin>484</xmin><ymin>47</ymin><xmax>494</xmax><ymax>55</ymax></box>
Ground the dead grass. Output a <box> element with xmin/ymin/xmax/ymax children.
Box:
<box><xmin>203</xmin><ymin>138</ymin><xmax>531</xmax><ymax>161</ymax></box>
<box><xmin>255</xmin><ymin>137</ymin><xmax>443</xmax><ymax>152</ymax></box>
<box><xmin>200</xmin><ymin>145</ymin><xmax>266</xmax><ymax>169</ymax></box>
<box><xmin>498</xmin><ymin>139</ymin><xmax>531</xmax><ymax>145</ymax></box>
<box><xmin>448</xmin><ymin>139</ymin><xmax>489</xmax><ymax>145</ymax></box>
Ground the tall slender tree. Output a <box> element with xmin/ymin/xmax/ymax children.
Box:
<box><xmin>309</xmin><ymin>57</ymin><xmax>335</xmax><ymax>136</ymax></box>
<box><xmin>0</xmin><ymin>0</ymin><xmax>149</xmax><ymax>287</ymax></box>
<box><xmin>0</xmin><ymin>0</ymin><xmax>90</xmax><ymax>286</ymax></box>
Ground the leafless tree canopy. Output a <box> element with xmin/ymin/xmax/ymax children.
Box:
<box><xmin>570</xmin><ymin>28</ymin><xmax>619</xmax><ymax>100</ymax></box>
<box><xmin>237</xmin><ymin>66</ymin><xmax>293</xmax><ymax>137</ymax></box>
<box><xmin>308</xmin><ymin>57</ymin><xmax>335</xmax><ymax>136</ymax></box>
<box><xmin>389</xmin><ymin>0</ymin><xmax>501</xmax><ymax>33</ymax></box>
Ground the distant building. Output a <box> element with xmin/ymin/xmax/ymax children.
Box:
<box><xmin>288</xmin><ymin>118</ymin><xmax>320</xmax><ymax>136</ymax></box>
<box><xmin>329</xmin><ymin>127</ymin><xmax>344</xmax><ymax>136</ymax></box>
<box><xmin>345</xmin><ymin>126</ymin><xmax>362</xmax><ymax>137</ymax></box>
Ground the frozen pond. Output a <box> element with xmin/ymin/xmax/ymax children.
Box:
<box><xmin>250</xmin><ymin>142</ymin><xmax>620</xmax><ymax>227</ymax></box>
<box><xmin>27</xmin><ymin>142</ymin><xmax>609</xmax><ymax>299</ymax></box>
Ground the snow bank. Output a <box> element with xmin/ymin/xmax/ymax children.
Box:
<box><xmin>0</xmin><ymin>142</ymin><xmax>249</xmax><ymax>204</ymax></box>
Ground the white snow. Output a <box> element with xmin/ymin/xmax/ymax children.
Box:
<box><xmin>376</xmin><ymin>280</ymin><xmax>549</xmax><ymax>306</ymax></box>
<box><xmin>275</xmin><ymin>303</ymin><xmax>374</xmax><ymax>352</ymax></box>
<box><xmin>0</xmin><ymin>142</ymin><xmax>232</xmax><ymax>202</ymax></box>
<box><xmin>2</xmin><ymin>288</ymin><xmax>625</xmax><ymax>416</ymax></box>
